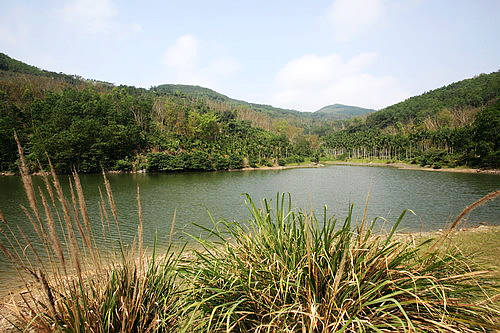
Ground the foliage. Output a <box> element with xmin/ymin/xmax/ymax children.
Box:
<box><xmin>27</xmin><ymin>88</ymin><xmax>148</xmax><ymax>173</ymax></box>
<box><xmin>462</xmin><ymin>100</ymin><xmax>500</xmax><ymax>168</ymax></box>
<box><xmin>367</xmin><ymin>71</ymin><xmax>500</xmax><ymax>129</ymax></box>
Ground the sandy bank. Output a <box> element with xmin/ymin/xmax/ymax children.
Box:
<box><xmin>324</xmin><ymin>161</ymin><xmax>500</xmax><ymax>175</ymax></box>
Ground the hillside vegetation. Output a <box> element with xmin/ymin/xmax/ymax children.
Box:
<box><xmin>0</xmin><ymin>52</ymin><xmax>498</xmax><ymax>173</ymax></box>
<box><xmin>315</xmin><ymin>103</ymin><xmax>376</xmax><ymax>119</ymax></box>
<box><xmin>324</xmin><ymin>72</ymin><xmax>500</xmax><ymax>169</ymax></box>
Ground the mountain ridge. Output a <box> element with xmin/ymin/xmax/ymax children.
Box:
<box><xmin>314</xmin><ymin>104</ymin><xmax>376</xmax><ymax>119</ymax></box>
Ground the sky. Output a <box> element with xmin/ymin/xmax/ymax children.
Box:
<box><xmin>1</xmin><ymin>0</ymin><xmax>499</xmax><ymax>112</ymax></box>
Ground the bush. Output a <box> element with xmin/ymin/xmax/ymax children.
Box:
<box><xmin>336</xmin><ymin>152</ymin><xmax>349</xmax><ymax>161</ymax></box>
<box><xmin>283</xmin><ymin>155</ymin><xmax>304</xmax><ymax>164</ymax></box>
<box><xmin>248</xmin><ymin>156</ymin><xmax>259</xmax><ymax>168</ymax></box>
<box><xmin>259</xmin><ymin>158</ymin><xmax>273</xmax><ymax>167</ymax></box>
<box><xmin>311</xmin><ymin>152</ymin><xmax>320</xmax><ymax>163</ymax></box>
<box><xmin>114</xmin><ymin>159</ymin><xmax>133</xmax><ymax>172</ymax></box>
<box><xmin>228</xmin><ymin>155</ymin><xmax>244</xmax><ymax>169</ymax></box>
<box><xmin>187</xmin><ymin>150</ymin><xmax>212</xmax><ymax>170</ymax></box>
<box><xmin>212</xmin><ymin>154</ymin><xmax>230</xmax><ymax>170</ymax></box>
<box><xmin>413</xmin><ymin>148</ymin><xmax>456</xmax><ymax>168</ymax></box>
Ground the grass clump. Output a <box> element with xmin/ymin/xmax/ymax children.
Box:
<box><xmin>182</xmin><ymin>194</ymin><xmax>499</xmax><ymax>332</ymax></box>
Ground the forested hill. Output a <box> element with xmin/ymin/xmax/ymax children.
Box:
<box><xmin>0</xmin><ymin>52</ymin><xmax>499</xmax><ymax>173</ymax></box>
<box><xmin>0</xmin><ymin>52</ymin><xmax>110</xmax><ymax>86</ymax></box>
<box><xmin>152</xmin><ymin>84</ymin><xmax>230</xmax><ymax>102</ymax></box>
<box><xmin>0</xmin><ymin>53</ymin><xmax>335</xmax><ymax>173</ymax></box>
<box><xmin>324</xmin><ymin>71</ymin><xmax>500</xmax><ymax>169</ymax></box>
<box><xmin>315</xmin><ymin>104</ymin><xmax>376</xmax><ymax>119</ymax></box>
<box><xmin>367</xmin><ymin>71</ymin><xmax>500</xmax><ymax>129</ymax></box>
<box><xmin>152</xmin><ymin>84</ymin><xmax>309</xmax><ymax>119</ymax></box>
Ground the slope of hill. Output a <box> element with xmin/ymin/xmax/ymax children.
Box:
<box><xmin>367</xmin><ymin>71</ymin><xmax>500</xmax><ymax>129</ymax></box>
<box><xmin>152</xmin><ymin>83</ymin><xmax>307</xmax><ymax>119</ymax></box>
<box><xmin>324</xmin><ymin>71</ymin><xmax>500</xmax><ymax>168</ymax></box>
<box><xmin>0</xmin><ymin>53</ymin><xmax>331</xmax><ymax>173</ymax></box>
<box><xmin>0</xmin><ymin>52</ymin><xmax>115</xmax><ymax>90</ymax></box>
<box><xmin>0</xmin><ymin>52</ymin><xmax>86</xmax><ymax>84</ymax></box>
<box><xmin>151</xmin><ymin>84</ymin><xmax>230</xmax><ymax>102</ymax></box>
<box><xmin>315</xmin><ymin>104</ymin><xmax>376</xmax><ymax>119</ymax></box>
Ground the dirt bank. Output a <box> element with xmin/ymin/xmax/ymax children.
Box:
<box><xmin>324</xmin><ymin>161</ymin><xmax>500</xmax><ymax>175</ymax></box>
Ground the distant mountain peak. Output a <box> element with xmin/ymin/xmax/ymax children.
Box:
<box><xmin>314</xmin><ymin>104</ymin><xmax>376</xmax><ymax>119</ymax></box>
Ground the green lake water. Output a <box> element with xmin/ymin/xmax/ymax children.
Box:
<box><xmin>0</xmin><ymin>165</ymin><xmax>499</xmax><ymax>291</ymax></box>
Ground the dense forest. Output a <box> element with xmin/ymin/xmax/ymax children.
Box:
<box><xmin>0</xmin><ymin>52</ymin><xmax>499</xmax><ymax>173</ymax></box>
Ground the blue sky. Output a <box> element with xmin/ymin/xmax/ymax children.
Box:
<box><xmin>1</xmin><ymin>0</ymin><xmax>498</xmax><ymax>111</ymax></box>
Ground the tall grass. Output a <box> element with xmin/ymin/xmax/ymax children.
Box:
<box><xmin>0</xmin><ymin>135</ymin><xmax>184</xmax><ymax>332</ymax></box>
<box><xmin>182</xmin><ymin>193</ymin><xmax>499</xmax><ymax>332</ymax></box>
<box><xmin>0</xmin><ymin>137</ymin><xmax>498</xmax><ymax>332</ymax></box>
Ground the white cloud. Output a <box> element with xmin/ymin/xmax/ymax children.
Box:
<box><xmin>58</xmin><ymin>0</ymin><xmax>141</xmax><ymax>35</ymax></box>
<box><xmin>0</xmin><ymin>5</ymin><xmax>33</xmax><ymax>46</ymax></box>
<box><xmin>161</xmin><ymin>34</ymin><xmax>242</xmax><ymax>89</ymax></box>
<box><xmin>271</xmin><ymin>52</ymin><xmax>409</xmax><ymax>111</ymax></box>
<box><xmin>326</xmin><ymin>0</ymin><xmax>384</xmax><ymax>41</ymax></box>
<box><xmin>163</xmin><ymin>34</ymin><xmax>199</xmax><ymax>71</ymax></box>
<box><xmin>60</xmin><ymin>0</ymin><xmax>117</xmax><ymax>33</ymax></box>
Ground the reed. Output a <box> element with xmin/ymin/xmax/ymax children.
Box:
<box><xmin>0</xmin><ymin>138</ymin><xmax>184</xmax><ymax>332</ymax></box>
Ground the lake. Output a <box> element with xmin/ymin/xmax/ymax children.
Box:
<box><xmin>0</xmin><ymin>165</ymin><xmax>499</xmax><ymax>291</ymax></box>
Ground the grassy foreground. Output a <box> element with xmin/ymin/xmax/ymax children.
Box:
<box><xmin>0</xmin><ymin>143</ymin><xmax>499</xmax><ymax>331</ymax></box>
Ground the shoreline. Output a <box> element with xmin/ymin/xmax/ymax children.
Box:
<box><xmin>0</xmin><ymin>163</ymin><xmax>325</xmax><ymax>177</ymax></box>
<box><xmin>323</xmin><ymin>160</ymin><xmax>500</xmax><ymax>175</ymax></box>
<box><xmin>1</xmin><ymin>161</ymin><xmax>498</xmax><ymax>176</ymax></box>
<box><xmin>236</xmin><ymin>163</ymin><xmax>323</xmax><ymax>171</ymax></box>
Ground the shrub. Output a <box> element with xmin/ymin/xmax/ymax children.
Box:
<box><xmin>311</xmin><ymin>152</ymin><xmax>320</xmax><ymax>163</ymax></box>
<box><xmin>114</xmin><ymin>158</ymin><xmax>133</xmax><ymax>171</ymax></box>
<box><xmin>212</xmin><ymin>154</ymin><xmax>230</xmax><ymax>170</ymax></box>
<box><xmin>432</xmin><ymin>162</ymin><xmax>443</xmax><ymax>169</ymax></box>
<box><xmin>336</xmin><ymin>152</ymin><xmax>349</xmax><ymax>161</ymax></box>
<box><xmin>228</xmin><ymin>155</ymin><xmax>244</xmax><ymax>169</ymax></box>
<box><xmin>248</xmin><ymin>156</ymin><xmax>259</xmax><ymax>168</ymax></box>
<box><xmin>188</xmin><ymin>150</ymin><xmax>212</xmax><ymax>170</ymax></box>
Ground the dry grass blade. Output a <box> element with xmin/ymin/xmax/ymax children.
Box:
<box><xmin>449</xmin><ymin>189</ymin><xmax>500</xmax><ymax>230</ymax></box>
<box><xmin>38</xmin><ymin>187</ymin><xmax>65</xmax><ymax>268</ymax></box>
<box><xmin>137</xmin><ymin>184</ymin><xmax>143</xmax><ymax>263</ymax></box>
<box><xmin>430</xmin><ymin>189</ymin><xmax>500</xmax><ymax>251</ymax></box>
<box><xmin>14</xmin><ymin>131</ymin><xmax>44</xmax><ymax>238</ymax></box>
